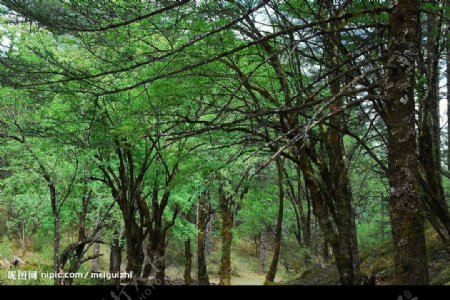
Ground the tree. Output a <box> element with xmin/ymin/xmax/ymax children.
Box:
<box><xmin>384</xmin><ymin>0</ymin><xmax>429</xmax><ymax>285</ymax></box>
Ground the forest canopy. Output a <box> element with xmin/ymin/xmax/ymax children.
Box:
<box><xmin>0</xmin><ymin>0</ymin><xmax>449</xmax><ymax>287</ymax></box>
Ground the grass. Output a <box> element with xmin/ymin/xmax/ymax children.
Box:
<box><xmin>287</xmin><ymin>227</ymin><xmax>450</xmax><ymax>285</ymax></box>
<box><xmin>6</xmin><ymin>227</ymin><xmax>448</xmax><ymax>286</ymax></box>
<box><xmin>0</xmin><ymin>235</ymin><xmax>111</xmax><ymax>285</ymax></box>
<box><xmin>1</xmin><ymin>234</ymin><xmax>291</xmax><ymax>285</ymax></box>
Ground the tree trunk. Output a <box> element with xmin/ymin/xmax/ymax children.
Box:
<box><xmin>322</xmin><ymin>237</ymin><xmax>330</xmax><ymax>260</ymax></box>
<box><xmin>219</xmin><ymin>213</ymin><xmax>233</xmax><ymax>285</ymax></box>
<box><xmin>142</xmin><ymin>171</ymin><xmax>178</xmax><ymax>283</ymax></box>
<box><xmin>380</xmin><ymin>196</ymin><xmax>386</xmax><ymax>241</ymax></box>
<box><xmin>320</xmin><ymin>5</ymin><xmax>362</xmax><ymax>283</ymax></box>
<box><xmin>184</xmin><ymin>238</ymin><xmax>193</xmax><ymax>285</ymax></box>
<box><xmin>258</xmin><ymin>232</ymin><xmax>266</xmax><ymax>274</ymax></box>
<box><xmin>143</xmin><ymin>225</ymin><xmax>166</xmax><ymax>285</ymax></box>
<box><xmin>385</xmin><ymin>0</ymin><xmax>429</xmax><ymax>284</ymax></box>
<box><xmin>91</xmin><ymin>235</ymin><xmax>101</xmax><ymax>273</ymax></box>
<box><xmin>447</xmin><ymin>22</ymin><xmax>450</xmax><ymax>172</ymax></box>
<box><xmin>205</xmin><ymin>213</ymin><xmax>214</xmax><ymax>260</ymax></box>
<box><xmin>197</xmin><ymin>191</ymin><xmax>210</xmax><ymax>285</ymax></box>
<box><xmin>17</xmin><ymin>221</ymin><xmax>26</xmax><ymax>254</ymax></box>
<box><xmin>109</xmin><ymin>234</ymin><xmax>122</xmax><ymax>285</ymax></box>
<box><xmin>53</xmin><ymin>214</ymin><xmax>61</xmax><ymax>286</ymax></box>
<box><xmin>154</xmin><ymin>234</ymin><xmax>166</xmax><ymax>285</ymax></box>
<box><xmin>124</xmin><ymin>215</ymin><xmax>144</xmax><ymax>278</ymax></box>
<box><xmin>297</xmin><ymin>169</ymin><xmax>311</xmax><ymax>248</ymax></box>
<box><xmin>59</xmin><ymin>190</ymin><xmax>94</xmax><ymax>286</ymax></box>
<box><xmin>216</xmin><ymin>177</ymin><xmax>245</xmax><ymax>286</ymax></box>
<box><xmin>298</xmin><ymin>148</ymin><xmax>358</xmax><ymax>285</ymax></box>
<box><xmin>264</xmin><ymin>158</ymin><xmax>285</xmax><ymax>284</ymax></box>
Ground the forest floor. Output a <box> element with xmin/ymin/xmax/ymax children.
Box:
<box><xmin>0</xmin><ymin>236</ymin><xmax>287</xmax><ymax>285</ymax></box>
<box><xmin>1</xmin><ymin>228</ymin><xmax>449</xmax><ymax>285</ymax></box>
<box><xmin>286</xmin><ymin>228</ymin><xmax>450</xmax><ymax>285</ymax></box>
<box><xmin>165</xmin><ymin>238</ymin><xmax>286</xmax><ymax>285</ymax></box>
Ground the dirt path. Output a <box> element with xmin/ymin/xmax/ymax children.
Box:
<box><xmin>208</xmin><ymin>271</ymin><xmax>265</xmax><ymax>285</ymax></box>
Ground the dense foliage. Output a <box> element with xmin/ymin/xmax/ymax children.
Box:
<box><xmin>0</xmin><ymin>0</ymin><xmax>449</xmax><ymax>286</ymax></box>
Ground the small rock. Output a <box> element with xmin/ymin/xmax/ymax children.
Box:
<box><xmin>11</xmin><ymin>256</ymin><xmax>24</xmax><ymax>267</ymax></box>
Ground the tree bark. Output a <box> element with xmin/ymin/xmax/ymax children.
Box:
<box><xmin>154</xmin><ymin>234</ymin><xmax>166</xmax><ymax>285</ymax></box>
<box><xmin>197</xmin><ymin>191</ymin><xmax>210</xmax><ymax>285</ymax></box>
<box><xmin>217</xmin><ymin>183</ymin><xmax>235</xmax><ymax>286</ymax></box>
<box><xmin>53</xmin><ymin>214</ymin><xmax>61</xmax><ymax>286</ymax></box>
<box><xmin>385</xmin><ymin>0</ymin><xmax>429</xmax><ymax>284</ymax></box>
<box><xmin>205</xmin><ymin>212</ymin><xmax>214</xmax><ymax>260</ymax></box>
<box><xmin>258</xmin><ymin>232</ymin><xmax>266</xmax><ymax>274</ymax></box>
<box><xmin>298</xmin><ymin>148</ymin><xmax>360</xmax><ymax>285</ymax></box>
<box><xmin>447</xmin><ymin>20</ymin><xmax>450</xmax><ymax>172</ymax></box>
<box><xmin>59</xmin><ymin>190</ymin><xmax>101</xmax><ymax>286</ymax></box>
<box><xmin>216</xmin><ymin>173</ymin><xmax>249</xmax><ymax>286</ymax></box>
<box><xmin>219</xmin><ymin>213</ymin><xmax>233</xmax><ymax>285</ymax></box>
<box><xmin>319</xmin><ymin>3</ymin><xmax>362</xmax><ymax>283</ymax></box>
<box><xmin>184</xmin><ymin>238</ymin><xmax>193</xmax><ymax>285</ymax></box>
<box><xmin>142</xmin><ymin>165</ymin><xmax>179</xmax><ymax>284</ymax></box>
<box><xmin>91</xmin><ymin>232</ymin><xmax>101</xmax><ymax>273</ymax></box>
<box><xmin>46</xmin><ymin>179</ymin><xmax>61</xmax><ymax>286</ymax></box>
<box><xmin>123</xmin><ymin>212</ymin><xmax>144</xmax><ymax>278</ymax></box>
<box><xmin>144</xmin><ymin>225</ymin><xmax>167</xmax><ymax>284</ymax></box>
<box><xmin>297</xmin><ymin>169</ymin><xmax>311</xmax><ymax>248</ymax></box>
<box><xmin>109</xmin><ymin>233</ymin><xmax>122</xmax><ymax>285</ymax></box>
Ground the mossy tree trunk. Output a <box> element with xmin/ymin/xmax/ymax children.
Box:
<box><xmin>184</xmin><ymin>238</ymin><xmax>193</xmax><ymax>285</ymax></box>
<box><xmin>447</xmin><ymin>19</ymin><xmax>450</xmax><ymax>173</ymax></box>
<box><xmin>319</xmin><ymin>5</ymin><xmax>362</xmax><ymax>283</ymax></box>
<box><xmin>109</xmin><ymin>231</ymin><xmax>122</xmax><ymax>285</ymax></box>
<box><xmin>218</xmin><ymin>208</ymin><xmax>233</xmax><ymax>286</ymax></box>
<box><xmin>216</xmin><ymin>172</ymin><xmax>249</xmax><ymax>286</ymax></box>
<box><xmin>385</xmin><ymin>0</ymin><xmax>429</xmax><ymax>285</ymax></box>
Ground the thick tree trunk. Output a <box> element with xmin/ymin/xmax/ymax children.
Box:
<box><xmin>142</xmin><ymin>237</ymin><xmax>155</xmax><ymax>279</ymax></box>
<box><xmin>184</xmin><ymin>238</ymin><xmax>193</xmax><ymax>285</ymax></box>
<box><xmin>298</xmin><ymin>149</ymin><xmax>357</xmax><ymax>285</ymax></box>
<box><xmin>264</xmin><ymin>158</ymin><xmax>285</xmax><ymax>284</ymax></box>
<box><xmin>197</xmin><ymin>191</ymin><xmax>210</xmax><ymax>285</ymax></box>
<box><xmin>142</xmin><ymin>176</ymin><xmax>178</xmax><ymax>283</ymax></box>
<box><xmin>143</xmin><ymin>225</ymin><xmax>166</xmax><ymax>284</ymax></box>
<box><xmin>320</xmin><ymin>134</ymin><xmax>361</xmax><ymax>284</ymax></box>
<box><xmin>320</xmin><ymin>6</ymin><xmax>361</xmax><ymax>283</ymax></box>
<box><xmin>219</xmin><ymin>213</ymin><xmax>233</xmax><ymax>285</ymax></box>
<box><xmin>109</xmin><ymin>234</ymin><xmax>122</xmax><ymax>285</ymax></box>
<box><xmin>124</xmin><ymin>215</ymin><xmax>144</xmax><ymax>278</ymax></box>
<box><xmin>216</xmin><ymin>175</ymin><xmax>248</xmax><ymax>286</ymax></box>
<box><xmin>385</xmin><ymin>0</ymin><xmax>429</xmax><ymax>284</ymax></box>
<box><xmin>154</xmin><ymin>235</ymin><xmax>166</xmax><ymax>285</ymax></box>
